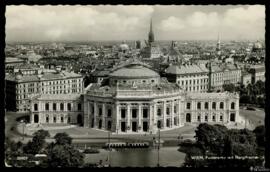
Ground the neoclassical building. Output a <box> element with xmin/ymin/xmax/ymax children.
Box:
<box><xmin>82</xmin><ymin>60</ymin><xmax>240</xmax><ymax>134</ymax></box>
<box><xmin>30</xmin><ymin>94</ymin><xmax>84</xmax><ymax>125</ymax></box>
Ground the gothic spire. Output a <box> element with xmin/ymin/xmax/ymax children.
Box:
<box><xmin>148</xmin><ymin>18</ymin><xmax>155</xmax><ymax>43</ymax></box>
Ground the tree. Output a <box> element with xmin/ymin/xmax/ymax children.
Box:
<box><xmin>23</xmin><ymin>129</ymin><xmax>50</xmax><ymax>155</ymax></box>
<box><xmin>253</xmin><ymin>125</ymin><xmax>265</xmax><ymax>148</ymax></box>
<box><xmin>185</xmin><ymin>124</ymin><xmax>264</xmax><ymax>167</ymax></box>
<box><xmin>54</xmin><ymin>132</ymin><xmax>72</xmax><ymax>145</ymax></box>
<box><xmin>223</xmin><ymin>83</ymin><xmax>236</xmax><ymax>93</ymax></box>
<box><xmin>195</xmin><ymin>123</ymin><xmax>228</xmax><ymax>155</ymax></box>
<box><xmin>240</xmin><ymin>94</ymin><xmax>251</xmax><ymax>104</ymax></box>
<box><xmin>46</xmin><ymin>143</ymin><xmax>84</xmax><ymax>167</ymax></box>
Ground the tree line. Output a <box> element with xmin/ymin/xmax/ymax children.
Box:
<box><xmin>223</xmin><ymin>80</ymin><xmax>265</xmax><ymax>107</ymax></box>
<box><xmin>5</xmin><ymin>130</ymin><xmax>97</xmax><ymax>167</ymax></box>
<box><xmin>179</xmin><ymin>123</ymin><xmax>265</xmax><ymax>168</ymax></box>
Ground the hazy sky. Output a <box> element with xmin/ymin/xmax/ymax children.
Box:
<box><xmin>5</xmin><ymin>5</ymin><xmax>265</xmax><ymax>42</ymax></box>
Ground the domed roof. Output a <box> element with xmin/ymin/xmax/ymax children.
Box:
<box><xmin>253</xmin><ymin>41</ymin><xmax>262</xmax><ymax>49</ymax></box>
<box><xmin>119</xmin><ymin>43</ymin><xmax>129</xmax><ymax>50</ymax></box>
<box><xmin>109</xmin><ymin>64</ymin><xmax>159</xmax><ymax>78</ymax></box>
<box><xmin>15</xmin><ymin>74</ymin><xmax>23</xmax><ymax>80</ymax></box>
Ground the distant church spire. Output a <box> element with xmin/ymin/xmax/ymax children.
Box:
<box><xmin>148</xmin><ymin>18</ymin><xmax>155</xmax><ymax>43</ymax></box>
<box><xmin>216</xmin><ymin>32</ymin><xmax>221</xmax><ymax>56</ymax></box>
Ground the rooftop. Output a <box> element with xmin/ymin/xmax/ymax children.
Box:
<box><xmin>6</xmin><ymin>70</ymin><xmax>82</xmax><ymax>82</ymax></box>
<box><xmin>109</xmin><ymin>61</ymin><xmax>159</xmax><ymax>79</ymax></box>
<box><xmin>186</xmin><ymin>92</ymin><xmax>239</xmax><ymax>99</ymax></box>
<box><xmin>165</xmin><ymin>64</ymin><xmax>208</xmax><ymax>75</ymax></box>
<box><xmin>32</xmin><ymin>94</ymin><xmax>82</xmax><ymax>101</ymax></box>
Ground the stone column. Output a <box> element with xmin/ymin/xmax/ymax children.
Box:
<box><xmin>83</xmin><ymin>100</ymin><xmax>89</xmax><ymax>128</ymax></box>
<box><xmin>163</xmin><ymin>101</ymin><xmax>166</xmax><ymax>129</ymax></box>
<box><xmin>102</xmin><ymin>103</ymin><xmax>106</xmax><ymax>129</ymax></box>
<box><xmin>178</xmin><ymin>99</ymin><xmax>181</xmax><ymax>126</ymax></box>
<box><xmin>93</xmin><ymin>102</ymin><xmax>97</xmax><ymax>128</ymax></box>
<box><xmin>171</xmin><ymin>101</ymin><xmax>174</xmax><ymax>128</ymax></box>
<box><xmin>138</xmin><ymin>104</ymin><xmax>142</xmax><ymax>132</ymax></box>
<box><xmin>127</xmin><ymin>103</ymin><xmax>131</xmax><ymax>132</ymax></box>
<box><xmin>153</xmin><ymin>103</ymin><xmax>157</xmax><ymax>130</ymax></box>
<box><xmin>115</xmin><ymin>102</ymin><xmax>120</xmax><ymax>133</ymax></box>
<box><xmin>149</xmin><ymin>103</ymin><xmax>153</xmax><ymax>131</ymax></box>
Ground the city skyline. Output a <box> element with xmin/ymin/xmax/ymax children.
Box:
<box><xmin>6</xmin><ymin>5</ymin><xmax>265</xmax><ymax>42</ymax></box>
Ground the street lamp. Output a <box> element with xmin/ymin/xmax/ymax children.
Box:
<box><xmin>108</xmin><ymin>129</ymin><xmax>111</xmax><ymax>167</ymax></box>
<box><xmin>157</xmin><ymin>128</ymin><xmax>160</xmax><ymax>167</ymax></box>
<box><xmin>20</xmin><ymin>120</ymin><xmax>25</xmax><ymax>141</ymax></box>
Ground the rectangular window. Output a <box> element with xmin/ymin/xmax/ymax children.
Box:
<box><xmin>187</xmin><ymin>103</ymin><xmax>191</xmax><ymax>109</ymax></box>
<box><xmin>166</xmin><ymin>107</ymin><xmax>170</xmax><ymax>115</ymax></box>
<box><xmin>99</xmin><ymin>108</ymin><xmax>102</xmax><ymax>116</ymax></box>
<box><xmin>34</xmin><ymin>104</ymin><xmax>38</xmax><ymax>111</ymax></box>
<box><xmin>143</xmin><ymin>108</ymin><xmax>148</xmax><ymax>118</ymax></box>
<box><xmin>78</xmin><ymin>103</ymin><xmax>81</xmax><ymax>111</ymax></box>
<box><xmin>107</xmin><ymin>109</ymin><xmax>112</xmax><ymax>117</ymax></box>
<box><xmin>121</xmin><ymin>109</ymin><xmax>126</xmax><ymax>118</ymax></box>
<box><xmin>157</xmin><ymin>108</ymin><xmax>162</xmax><ymax>116</ymax></box>
<box><xmin>53</xmin><ymin>103</ymin><xmax>57</xmax><ymax>111</ymax></box>
<box><xmin>132</xmin><ymin>109</ymin><xmax>137</xmax><ymax>118</ymax></box>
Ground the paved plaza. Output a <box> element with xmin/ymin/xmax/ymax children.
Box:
<box><xmin>6</xmin><ymin>106</ymin><xmax>265</xmax><ymax>144</ymax></box>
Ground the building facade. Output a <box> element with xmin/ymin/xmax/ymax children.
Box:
<box><xmin>248</xmin><ymin>65</ymin><xmax>265</xmax><ymax>84</ymax></box>
<box><xmin>5</xmin><ymin>68</ymin><xmax>84</xmax><ymax>112</ymax></box>
<box><xmin>82</xmin><ymin>60</ymin><xmax>240</xmax><ymax>134</ymax></box>
<box><xmin>165</xmin><ymin>64</ymin><xmax>209</xmax><ymax>92</ymax></box>
<box><xmin>30</xmin><ymin>94</ymin><xmax>83</xmax><ymax>125</ymax></box>
<box><xmin>184</xmin><ymin>92</ymin><xmax>239</xmax><ymax>124</ymax></box>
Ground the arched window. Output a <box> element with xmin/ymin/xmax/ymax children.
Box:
<box><xmin>61</xmin><ymin>115</ymin><xmax>64</xmax><ymax>123</ymax></box>
<box><xmin>220</xmin><ymin>115</ymin><xmax>223</xmax><ymax>122</ymax></box>
<box><xmin>34</xmin><ymin>104</ymin><xmax>38</xmax><ymax>111</ymax></box>
<box><xmin>205</xmin><ymin>102</ymin><xmax>209</xmax><ymax>109</ymax></box>
<box><xmin>46</xmin><ymin>115</ymin><xmax>49</xmax><ymax>123</ymax></box>
<box><xmin>186</xmin><ymin>113</ymin><xmax>191</xmax><ymax>122</ymax></box>
<box><xmin>212</xmin><ymin>102</ymin><xmax>216</xmax><ymax>109</ymax></box>
<box><xmin>60</xmin><ymin>103</ymin><xmax>64</xmax><ymax>111</ymax></box>
<box><xmin>78</xmin><ymin>103</ymin><xmax>81</xmax><ymax>111</ymax></box>
<box><xmin>157</xmin><ymin>108</ymin><xmax>161</xmax><ymax>116</ymax></box>
<box><xmin>197</xmin><ymin>102</ymin><xmax>201</xmax><ymax>109</ymax></box>
<box><xmin>45</xmin><ymin>103</ymin><xmax>49</xmax><ymax>111</ymax></box>
<box><xmin>231</xmin><ymin>102</ymin><xmax>235</xmax><ymax>110</ymax></box>
<box><xmin>53</xmin><ymin>116</ymin><xmax>57</xmax><ymax>123</ymax></box>
<box><xmin>205</xmin><ymin>115</ymin><xmax>208</xmax><ymax>122</ymax></box>
<box><xmin>34</xmin><ymin>114</ymin><xmax>39</xmax><ymax>123</ymax></box>
<box><xmin>53</xmin><ymin>103</ymin><xmax>57</xmax><ymax>111</ymax></box>
<box><xmin>197</xmin><ymin>115</ymin><xmax>201</xmax><ymax>122</ymax></box>
<box><xmin>67</xmin><ymin>103</ymin><xmax>71</xmax><ymax>111</ymax></box>
<box><xmin>220</xmin><ymin>102</ymin><xmax>224</xmax><ymax>109</ymax></box>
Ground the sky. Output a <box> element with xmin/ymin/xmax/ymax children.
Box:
<box><xmin>5</xmin><ymin>5</ymin><xmax>265</xmax><ymax>42</ymax></box>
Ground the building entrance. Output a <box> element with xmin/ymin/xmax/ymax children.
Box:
<box><xmin>121</xmin><ymin>122</ymin><xmax>126</xmax><ymax>132</ymax></box>
<box><xmin>132</xmin><ymin>122</ymin><xmax>137</xmax><ymax>132</ymax></box>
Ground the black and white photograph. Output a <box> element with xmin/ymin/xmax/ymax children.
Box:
<box><xmin>2</xmin><ymin>3</ymin><xmax>269</xmax><ymax>169</ymax></box>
